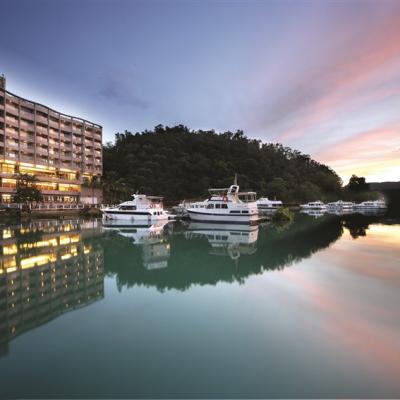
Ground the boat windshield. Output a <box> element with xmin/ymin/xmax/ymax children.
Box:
<box><xmin>208</xmin><ymin>188</ymin><xmax>228</xmax><ymax>196</ymax></box>
<box><xmin>238</xmin><ymin>192</ymin><xmax>257</xmax><ymax>202</ymax></box>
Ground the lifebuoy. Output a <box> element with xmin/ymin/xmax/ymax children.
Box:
<box><xmin>150</xmin><ymin>204</ymin><xmax>154</xmax><ymax>208</ymax></box>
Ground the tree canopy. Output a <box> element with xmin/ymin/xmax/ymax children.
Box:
<box><xmin>13</xmin><ymin>173</ymin><xmax>43</xmax><ymax>205</ymax></box>
<box><xmin>103</xmin><ymin>125</ymin><xmax>344</xmax><ymax>203</ymax></box>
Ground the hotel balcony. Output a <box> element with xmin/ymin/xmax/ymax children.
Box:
<box><xmin>36</xmin><ymin>125</ymin><xmax>48</xmax><ymax>135</ymax></box>
<box><xmin>19</xmin><ymin>155</ymin><xmax>35</xmax><ymax>163</ymax></box>
<box><xmin>35</xmin><ymin>104</ymin><xmax>47</xmax><ymax>114</ymax></box>
<box><xmin>6</xmin><ymin>105</ymin><xmax>19</xmax><ymax>116</ymax></box>
<box><xmin>35</xmin><ymin>136</ymin><xmax>48</xmax><ymax>145</ymax></box>
<box><xmin>19</xmin><ymin>133</ymin><xmax>35</xmax><ymax>143</ymax></box>
<box><xmin>48</xmin><ymin>119</ymin><xmax>59</xmax><ymax>129</ymax></box>
<box><xmin>20</xmin><ymin>110</ymin><xmax>34</xmax><ymax>121</ymax></box>
<box><xmin>19</xmin><ymin>121</ymin><xmax>34</xmax><ymax>132</ymax></box>
<box><xmin>6</xmin><ymin>141</ymin><xmax>18</xmax><ymax>149</ymax></box>
<box><xmin>5</xmin><ymin>117</ymin><xmax>18</xmax><ymax>128</ymax></box>
<box><xmin>36</xmin><ymin>115</ymin><xmax>48</xmax><ymax>124</ymax></box>
<box><xmin>20</xmin><ymin>144</ymin><xmax>35</xmax><ymax>152</ymax></box>
<box><xmin>72</xmin><ymin>125</ymin><xmax>82</xmax><ymax>134</ymax></box>
<box><xmin>36</xmin><ymin>147</ymin><xmax>49</xmax><ymax>156</ymax></box>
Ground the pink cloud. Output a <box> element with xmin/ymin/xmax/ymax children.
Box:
<box><xmin>313</xmin><ymin>125</ymin><xmax>400</xmax><ymax>181</ymax></box>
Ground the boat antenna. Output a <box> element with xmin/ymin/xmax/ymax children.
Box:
<box><xmin>234</xmin><ymin>173</ymin><xmax>238</xmax><ymax>185</ymax></box>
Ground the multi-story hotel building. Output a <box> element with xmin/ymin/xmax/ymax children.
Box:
<box><xmin>0</xmin><ymin>75</ymin><xmax>102</xmax><ymax>204</ymax></box>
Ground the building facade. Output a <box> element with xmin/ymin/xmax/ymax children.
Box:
<box><xmin>0</xmin><ymin>75</ymin><xmax>102</xmax><ymax>204</ymax></box>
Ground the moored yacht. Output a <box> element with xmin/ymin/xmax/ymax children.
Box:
<box><xmin>300</xmin><ymin>201</ymin><xmax>327</xmax><ymax>210</ymax></box>
<box><xmin>327</xmin><ymin>200</ymin><xmax>355</xmax><ymax>211</ymax></box>
<box><xmin>187</xmin><ymin>182</ymin><xmax>259</xmax><ymax>224</ymax></box>
<box><xmin>354</xmin><ymin>200</ymin><xmax>387</xmax><ymax>210</ymax></box>
<box><xmin>256</xmin><ymin>197</ymin><xmax>283</xmax><ymax>210</ymax></box>
<box><xmin>173</xmin><ymin>199</ymin><xmax>207</xmax><ymax>215</ymax></box>
<box><xmin>102</xmin><ymin>194</ymin><xmax>170</xmax><ymax>221</ymax></box>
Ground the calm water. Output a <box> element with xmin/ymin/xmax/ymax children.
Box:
<box><xmin>0</xmin><ymin>214</ymin><xmax>399</xmax><ymax>398</ymax></box>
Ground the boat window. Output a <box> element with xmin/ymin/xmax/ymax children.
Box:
<box><xmin>206</xmin><ymin>204</ymin><xmax>214</xmax><ymax>209</ymax></box>
<box><xmin>120</xmin><ymin>206</ymin><xmax>136</xmax><ymax>210</ymax></box>
<box><xmin>221</xmin><ymin>204</ymin><xmax>228</xmax><ymax>209</ymax></box>
<box><xmin>215</xmin><ymin>204</ymin><xmax>221</xmax><ymax>209</ymax></box>
<box><xmin>230</xmin><ymin>210</ymin><xmax>240</xmax><ymax>213</ymax></box>
<box><xmin>241</xmin><ymin>210</ymin><xmax>249</xmax><ymax>214</ymax></box>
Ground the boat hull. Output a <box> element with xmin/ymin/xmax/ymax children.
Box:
<box><xmin>187</xmin><ymin>210</ymin><xmax>259</xmax><ymax>224</ymax></box>
<box><xmin>102</xmin><ymin>211</ymin><xmax>168</xmax><ymax>221</ymax></box>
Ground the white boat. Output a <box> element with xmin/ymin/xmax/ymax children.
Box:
<box><xmin>256</xmin><ymin>197</ymin><xmax>283</xmax><ymax>210</ymax></box>
<box><xmin>327</xmin><ymin>201</ymin><xmax>355</xmax><ymax>210</ymax></box>
<box><xmin>102</xmin><ymin>194</ymin><xmax>170</xmax><ymax>221</ymax></box>
<box><xmin>300</xmin><ymin>201</ymin><xmax>327</xmax><ymax>210</ymax></box>
<box><xmin>354</xmin><ymin>200</ymin><xmax>387</xmax><ymax>210</ymax></box>
<box><xmin>187</xmin><ymin>182</ymin><xmax>259</xmax><ymax>224</ymax></box>
<box><xmin>173</xmin><ymin>199</ymin><xmax>207</xmax><ymax>215</ymax></box>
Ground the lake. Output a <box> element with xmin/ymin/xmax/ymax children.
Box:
<box><xmin>0</xmin><ymin>213</ymin><xmax>399</xmax><ymax>398</ymax></box>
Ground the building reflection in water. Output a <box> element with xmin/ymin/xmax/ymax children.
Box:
<box><xmin>184</xmin><ymin>222</ymin><xmax>258</xmax><ymax>261</ymax></box>
<box><xmin>103</xmin><ymin>220</ymin><xmax>171</xmax><ymax>270</ymax></box>
<box><xmin>0</xmin><ymin>219</ymin><xmax>104</xmax><ymax>358</ymax></box>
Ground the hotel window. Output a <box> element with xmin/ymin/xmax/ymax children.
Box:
<box><xmin>1</xmin><ymin>163</ymin><xmax>15</xmax><ymax>173</ymax></box>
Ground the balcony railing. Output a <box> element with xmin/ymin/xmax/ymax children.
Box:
<box><xmin>36</xmin><ymin>115</ymin><xmax>48</xmax><ymax>124</ymax></box>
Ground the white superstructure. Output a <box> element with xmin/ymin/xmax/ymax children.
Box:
<box><xmin>300</xmin><ymin>201</ymin><xmax>327</xmax><ymax>210</ymax></box>
<box><xmin>354</xmin><ymin>200</ymin><xmax>387</xmax><ymax>210</ymax></box>
<box><xmin>256</xmin><ymin>197</ymin><xmax>283</xmax><ymax>210</ymax></box>
<box><xmin>187</xmin><ymin>183</ymin><xmax>259</xmax><ymax>224</ymax></box>
<box><xmin>102</xmin><ymin>194</ymin><xmax>170</xmax><ymax>221</ymax></box>
<box><xmin>327</xmin><ymin>201</ymin><xmax>355</xmax><ymax>211</ymax></box>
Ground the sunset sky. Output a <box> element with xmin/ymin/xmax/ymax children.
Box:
<box><xmin>1</xmin><ymin>0</ymin><xmax>399</xmax><ymax>183</ymax></box>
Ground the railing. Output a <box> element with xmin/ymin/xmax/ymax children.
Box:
<box><xmin>0</xmin><ymin>203</ymin><xmax>91</xmax><ymax>210</ymax></box>
<box><xmin>32</xmin><ymin>203</ymin><xmax>85</xmax><ymax>210</ymax></box>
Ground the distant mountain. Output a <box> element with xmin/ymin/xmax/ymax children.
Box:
<box><xmin>369</xmin><ymin>181</ymin><xmax>400</xmax><ymax>190</ymax></box>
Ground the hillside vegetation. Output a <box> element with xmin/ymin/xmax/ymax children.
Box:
<box><xmin>103</xmin><ymin>125</ymin><xmax>345</xmax><ymax>203</ymax></box>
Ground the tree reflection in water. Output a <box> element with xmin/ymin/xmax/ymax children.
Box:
<box><xmin>105</xmin><ymin>214</ymin><xmax>390</xmax><ymax>292</ymax></box>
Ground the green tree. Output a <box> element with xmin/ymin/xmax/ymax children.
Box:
<box><xmin>102</xmin><ymin>125</ymin><xmax>344</xmax><ymax>203</ymax></box>
<box><xmin>13</xmin><ymin>174</ymin><xmax>43</xmax><ymax>207</ymax></box>
<box><xmin>347</xmin><ymin>175</ymin><xmax>369</xmax><ymax>192</ymax></box>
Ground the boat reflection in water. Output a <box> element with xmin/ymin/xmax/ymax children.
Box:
<box><xmin>103</xmin><ymin>220</ymin><xmax>171</xmax><ymax>270</ymax></box>
<box><xmin>300</xmin><ymin>209</ymin><xmax>326</xmax><ymax>218</ymax></box>
<box><xmin>184</xmin><ymin>222</ymin><xmax>258</xmax><ymax>261</ymax></box>
<box><xmin>0</xmin><ymin>219</ymin><xmax>104</xmax><ymax>358</ymax></box>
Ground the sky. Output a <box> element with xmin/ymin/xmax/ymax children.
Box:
<box><xmin>1</xmin><ymin>0</ymin><xmax>399</xmax><ymax>183</ymax></box>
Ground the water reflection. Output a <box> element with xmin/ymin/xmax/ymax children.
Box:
<box><xmin>184</xmin><ymin>222</ymin><xmax>258</xmax><ymax>261</ymax></box>
<box><xmin>0</xmin><ymin>215</ymin><xmax>399</xmax><ymax>398</ymax></box>
<box><xmin>0</xmin><ymin>214</ymin><xmax>395</xmax><ymax>349</ymax></box>
<box><xmin>0</xmin><ymin>220</ymin><xmax>104</xmax><ymax>358</ymax></box>
<box><xmin>102</xmin><ymin>215</ymin><xmax>348</xmax><ymax>291</ymax></box>
<box><xmin>103</xmin><ymin>220</ymin><xmax>171</xmax><ymax>270</ymax></box>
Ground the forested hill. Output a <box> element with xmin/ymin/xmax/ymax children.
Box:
<box><xmin>102</xmin><ymin>125</ymin><xmax>343</xmax><ymax>203</ymax></box>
